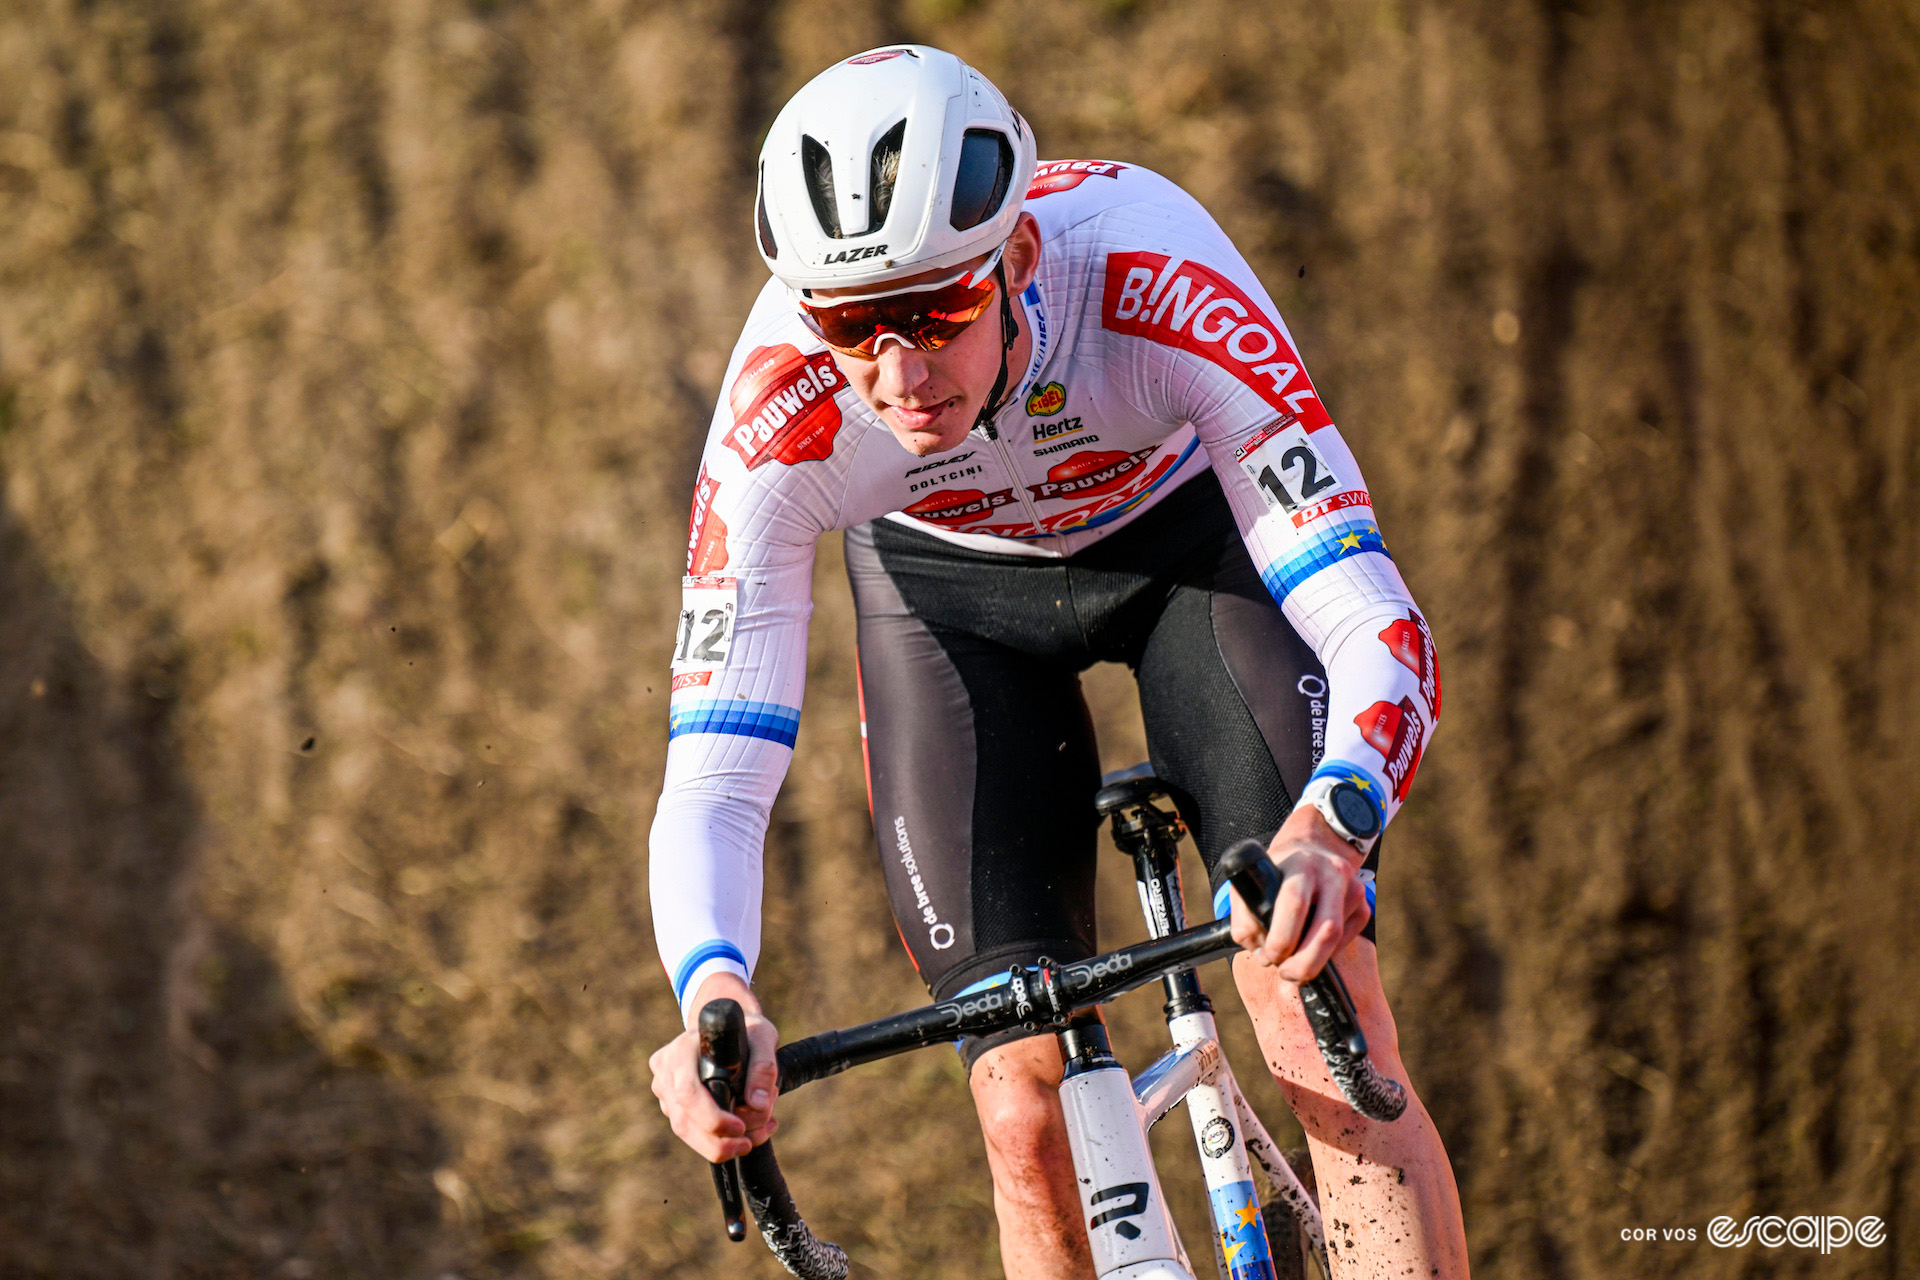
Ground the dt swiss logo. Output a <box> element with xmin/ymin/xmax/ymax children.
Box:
<box><xmin>1027</xmin><ymin>447</ymin><xmax>1157</xmax><ymax>502</ymax></box>
<box><xmin>1355</xmin><ymin>696</ymin><xmax>1426</xmax><ymax>804</ymax></box>
<box><xmin>1026</xmin><ymin>381</ymin><xmax>1067</xmax><ymax>416</ymax></box>
<box><xmin>1380</xmin><ymin>610</ymin><xmax>1441</xmax><ymax>719</ymax></box>
<box><xmin>1102</xmin><ymin>251</ymin><xmax>1332</xmax><ymax>432</ymax></box>
<box><xmin>725</xmin><ymin>344</ymin><xmax>844</xmax><ymax>469</ymax></box>
<box><xmin>1028</xmin><ymin>159</ymin><xmax>1128</xmax><ymax>199</ymax></box>
<box><xmin>903</xmin><ymin>487</ymin><xmax>1018</xmax><ymax>527</ymax></box>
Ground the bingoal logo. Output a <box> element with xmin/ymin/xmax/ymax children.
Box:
<box><xmin>1102</xmin><ymin>251</ymin><xmax>1332</xmax><ymax>431</ymax></box>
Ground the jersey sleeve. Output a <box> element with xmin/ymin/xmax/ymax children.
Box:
<box><xmin>1091</xmin><ymin>192</ymin><xmax>1442</xmax><ymax>847</ymax></box>
<box><xmin>649</xmin><ymin>282</ymin><xmax>856</xmax><ymax>1023</ymax></box>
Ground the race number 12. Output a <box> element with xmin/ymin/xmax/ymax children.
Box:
<box><xmin>1234</xmin><ymin>417</ymin><xmax>1335</xmax><ymax>515</ymax></box>
<box><xmin>673</xmin><ymin>575</ymin><xmax>738</xmax><ymax>670</ymax></box>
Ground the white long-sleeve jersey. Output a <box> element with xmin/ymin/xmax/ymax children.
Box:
<box><xmin>652</xmin><ymin>161</ymin><xmax>1442</xmax><ymax>1020</ymax></box>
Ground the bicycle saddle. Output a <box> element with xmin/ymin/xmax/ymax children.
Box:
<box><xmin>1094</xmin><ymin>762</ymin><xmax>1169</xmax><ymax>819</ymax></box>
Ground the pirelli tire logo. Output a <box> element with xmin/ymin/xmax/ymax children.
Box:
<box><xmin>1102</xmin><ymin>251</ymin><xmax>1332</xmax><ymax>432</ymax></box>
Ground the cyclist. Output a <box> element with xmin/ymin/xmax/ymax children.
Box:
<box><xmin>648</xmin><ymin>46</ymin><xmax>1469</xmax><ymax>1278</ymax></box>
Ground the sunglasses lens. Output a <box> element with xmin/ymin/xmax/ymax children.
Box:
<box><xmin>800</xmin><ymin>273</ymin><xmax>997</xmax><ymax>356</ymax></box>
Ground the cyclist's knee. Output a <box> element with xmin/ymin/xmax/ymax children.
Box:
<box><xmin>969</xmin><ymin>1037</ymin><xmax>1070</xmax><ymax>1176</ymax></box>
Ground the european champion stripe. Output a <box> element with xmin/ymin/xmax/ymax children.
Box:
<box><xmin>1259</xmin><ymin>518</ymin><xmax>1392</xmax><ymax>603</ymax></box>
<box><xmin>672</xmin><ymin>939</ymin><xmax>748</xmax><ymax>1002</ymax></box>
<box><xmin>669</xmin><ymin>699</ymin><xmax>802</xmax><ymax>748</ymax></box>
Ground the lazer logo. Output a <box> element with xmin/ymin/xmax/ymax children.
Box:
<box><xmin>821</xmin><ymin>243</ymin><xmax>888</xmax><ymax>266</ymax></box>
<box><xmin>1103</xmin><ymin>251</ymin><xmax>1333</xmax><ymax>431</ymax></box>
<box><xmin>1089</xmin><ymin>1183</ymin><xmax>1151</xmax><ymax>1240</ymax></box>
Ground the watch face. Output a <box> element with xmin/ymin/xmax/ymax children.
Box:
<box><xmin>1330</xmin><ymin>782</ymin><xmax>1380</xmax><ymax>839</ymax></box>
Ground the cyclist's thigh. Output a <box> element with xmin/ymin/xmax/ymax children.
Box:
<box><xmin>845</xmin><ymin>524</ymin><xmax>1103</xmax><ymax>1064</ymax></box>
<box><xmin>1135</xmin><ymin>531</ymin><xmax>1380</xmax><ymax>938</ymax></box>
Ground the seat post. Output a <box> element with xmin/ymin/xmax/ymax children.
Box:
<box><xmin>1097</xmin><ymin>770</ymin><xmax>1213</xmax><ymax>1020</ymax></box>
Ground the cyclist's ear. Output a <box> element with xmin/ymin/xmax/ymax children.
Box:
<box><xmin>1003</xmin><ymin>213</ymin><xmax>1043</xmax><ymax>293</ymax></box>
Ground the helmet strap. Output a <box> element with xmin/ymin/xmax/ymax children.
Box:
<box><xmin>972</xmin><ymin>261</ymin><xmax>1019</xmax><ymax>441</ymax></box>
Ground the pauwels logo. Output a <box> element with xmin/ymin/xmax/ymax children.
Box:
<box><xmin>1355</xmin><ymin>696</ymin><xmax>1426</xmax><ymax>804</ymax></box>
<box><xmin>1026</xmin><ymin>381</ymin><xmax>1067</xmax><ymax>416</ymax></box>
<box><xmin>1379</xmin><ymin>610</ymin><xmax>1442</xmax><ymax>719</ymax></box>
<box><xmin>1028</xmin><ymin>159</ymin><xmax>1129</xmax><ymax>199</ymax></box>
<box><xmin>686</xmin><ymin>464</ymin><xmax>728</xmax><ymax>573</ymax></box>
<box><xmin>725</xmin><ymin>344</ymin><xmax>844</xmax><ymax>469</ymax></box>
<box><xmin>1103</xmin><ymin>251</ymin><xmax>1333</xmax><ymax>431</ymax></box>
<box><xmin>1027</xmin><ymin>447</ymin><xmax>1158</xmax><ymax>502</ymax></box>
<box><xmin>903</xmin><ymin>487</ymin><xmax>1019</xmax><ymax>527</ymax></box>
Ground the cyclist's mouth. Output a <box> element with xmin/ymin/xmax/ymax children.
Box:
<box><xmin>888</xmin><ymin>399</ymin><xmax>957</xmax><ymax>433</ymax></box>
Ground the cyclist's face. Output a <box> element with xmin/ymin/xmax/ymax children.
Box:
<box><xmin>821</xmin><ymin>215</ymin><xmax>1041</xmax><ymax>458</ymax></box>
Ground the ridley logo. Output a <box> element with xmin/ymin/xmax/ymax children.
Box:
<box><xmin>1028</xmin><ymin>159</ymin><xmax>1128</xmax><ymax>199</ymax></box>
<box><xmin>1355</xmin><ymin>697</ymin><xmax>1426</xmax><ymax>804</ymax></box>
<box><xmin>1380</xmin><ymin>611</ymin><xmax>1442</xmax><ymax>719</ymax></box>
<box><xmin>1103</xmin><ymin>252</ymin><xmax>1332</xmax><ymax>431</ymax></box>
<box><xmin>686</xmin><ymin>465</ymin><xmax>728</xmax><ymax>573</ymax></box>
<box><xmin>1027</xmin><ymin>447</ymin><xmax>1158</xmax><ymax>502</ymax></box>
<box><xmin>904</xmin><ymin>487</ymin><xmax>1019</xmax><ymax>527</ymax></box>
<box><xmin>726</xmin><ymin>344</ymin><xmax>844</xmax><ymax>469</ymax></box>
<box><xmin>1026</xmin><ymin>381</ymin><xmax>1067</xmax><ymax>416</ymax></box>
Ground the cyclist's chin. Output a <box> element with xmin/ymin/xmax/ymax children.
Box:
<box><xmin>884</xmin><ymin>397</ymin><xmax>973</xmax><ymax>456</ymax></box>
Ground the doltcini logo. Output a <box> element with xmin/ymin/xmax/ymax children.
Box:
<box><xmin>1026</xmin><ymin>382</ymin><xmax>1067</xmax><ymax>416</ymax></box>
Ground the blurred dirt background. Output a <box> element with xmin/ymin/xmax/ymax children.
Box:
<box><xmin>2</xmin><ymin>0</ymin><xmax>1917</xmax><ymax>1277</ymax></box>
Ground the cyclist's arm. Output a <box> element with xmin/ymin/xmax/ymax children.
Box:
<box><xmin>1097</xmin><ymin>199</ymin><xmax>1440</xmax><ymax>847</ymax></box>
<box><xmin>650</xmin><ymin>281</ymin><xmax>852</xmax><ymax>1023</ymax></box>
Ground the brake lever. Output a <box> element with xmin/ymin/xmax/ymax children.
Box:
<box><xmin>697</xmin><ymin>998</ymin><xmax>751</xmax><ymax>1243</ymax></box>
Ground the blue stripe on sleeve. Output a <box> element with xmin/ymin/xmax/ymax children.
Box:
<box><xmin>672</xmin><ymin>939</ymin><xmax>749</xmax><ymax>1003</ymax></box>
<box><xmin>668</xmin><ymin>699</ymin><xmax>802</xmax><ymax>748</ymax></box>
<box><xmin>1258</xmin><ymin>518</ymin><xmax>1393</xmax><ymax>604</ymax></box>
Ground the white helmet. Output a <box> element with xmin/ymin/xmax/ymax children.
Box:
<box><xmin>754</xmin><ymin>45</ymin><xmax>1038</xmax><ymax>293</ymax></box>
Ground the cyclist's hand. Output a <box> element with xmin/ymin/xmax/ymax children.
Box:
<box><xmin>1229</xmin><ymin>805</ymin><xmax>1371</xmax><ymax>983</ymax></box>
<box><xmin>647</xmin><ymin>973</ymin><xmax>780</xmax><ymax>1163</ymax></box>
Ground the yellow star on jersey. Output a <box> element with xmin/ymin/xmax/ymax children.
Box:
<box><xmin>1223</xmin><ymin>1239</ymin><xmax>1246</xmax><ymax>1264</ymax></box>
<box><xmin>1236</xmin><ymin>1204</ymin><xmax>1261</xmax><ymax>1229</ymax></box>
<box><xmin>1338</xmin><ymin>531</ymin><xmax>1363</xmax><ymax>552</ymax></box>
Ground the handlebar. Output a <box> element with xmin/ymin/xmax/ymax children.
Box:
<box><xmin>695</xmin><ymin>837</ymin><xmax>1403</xmax><ymax>1277</ymax></box>
<box><xmin>697</xmin><ymin>999</ymin><xmax>850</xmax><ymax>1280</ymax></box>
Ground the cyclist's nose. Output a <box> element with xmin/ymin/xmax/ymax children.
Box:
<box><xmin>871</xmin><ymin>340</ymin><xmax>934</xmax><ymax>402</ymax></box>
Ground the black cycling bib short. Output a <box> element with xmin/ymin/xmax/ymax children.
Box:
<box><xmin>847</xmin><ymin>470</ymin><xmax>1381</xmax><ymax>1069</ymax></box>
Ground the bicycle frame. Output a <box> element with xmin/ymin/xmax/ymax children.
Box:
<box><xmin>698</xmin><ymin>818</ymin><xmax>1399</xmax><ymax>1279</ymax></box>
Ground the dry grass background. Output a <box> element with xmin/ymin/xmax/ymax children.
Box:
<box><xmin>1</xmin><ymin>1</ymin><xmax>1917</xmax><ymax>1277</ymax></box>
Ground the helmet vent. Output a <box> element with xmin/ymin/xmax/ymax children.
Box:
<box><xmin>755</xmin><ymin>165</ymin><xmax>778</xmax><ymax>259</ymax></box>
<box><xmin>866</xmin><ymin>118</ymin><xmax>907</xmax><ymax>233</ymax></box>
<box><xmin>949</xmin><ymin>128</ymin><xmax>1013</xmax><ymax>232</ymax></box>
<box><xmin>800</xmin><ymin>134</ymin><xmax>843</xmax><ymax>238</ymax></box>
